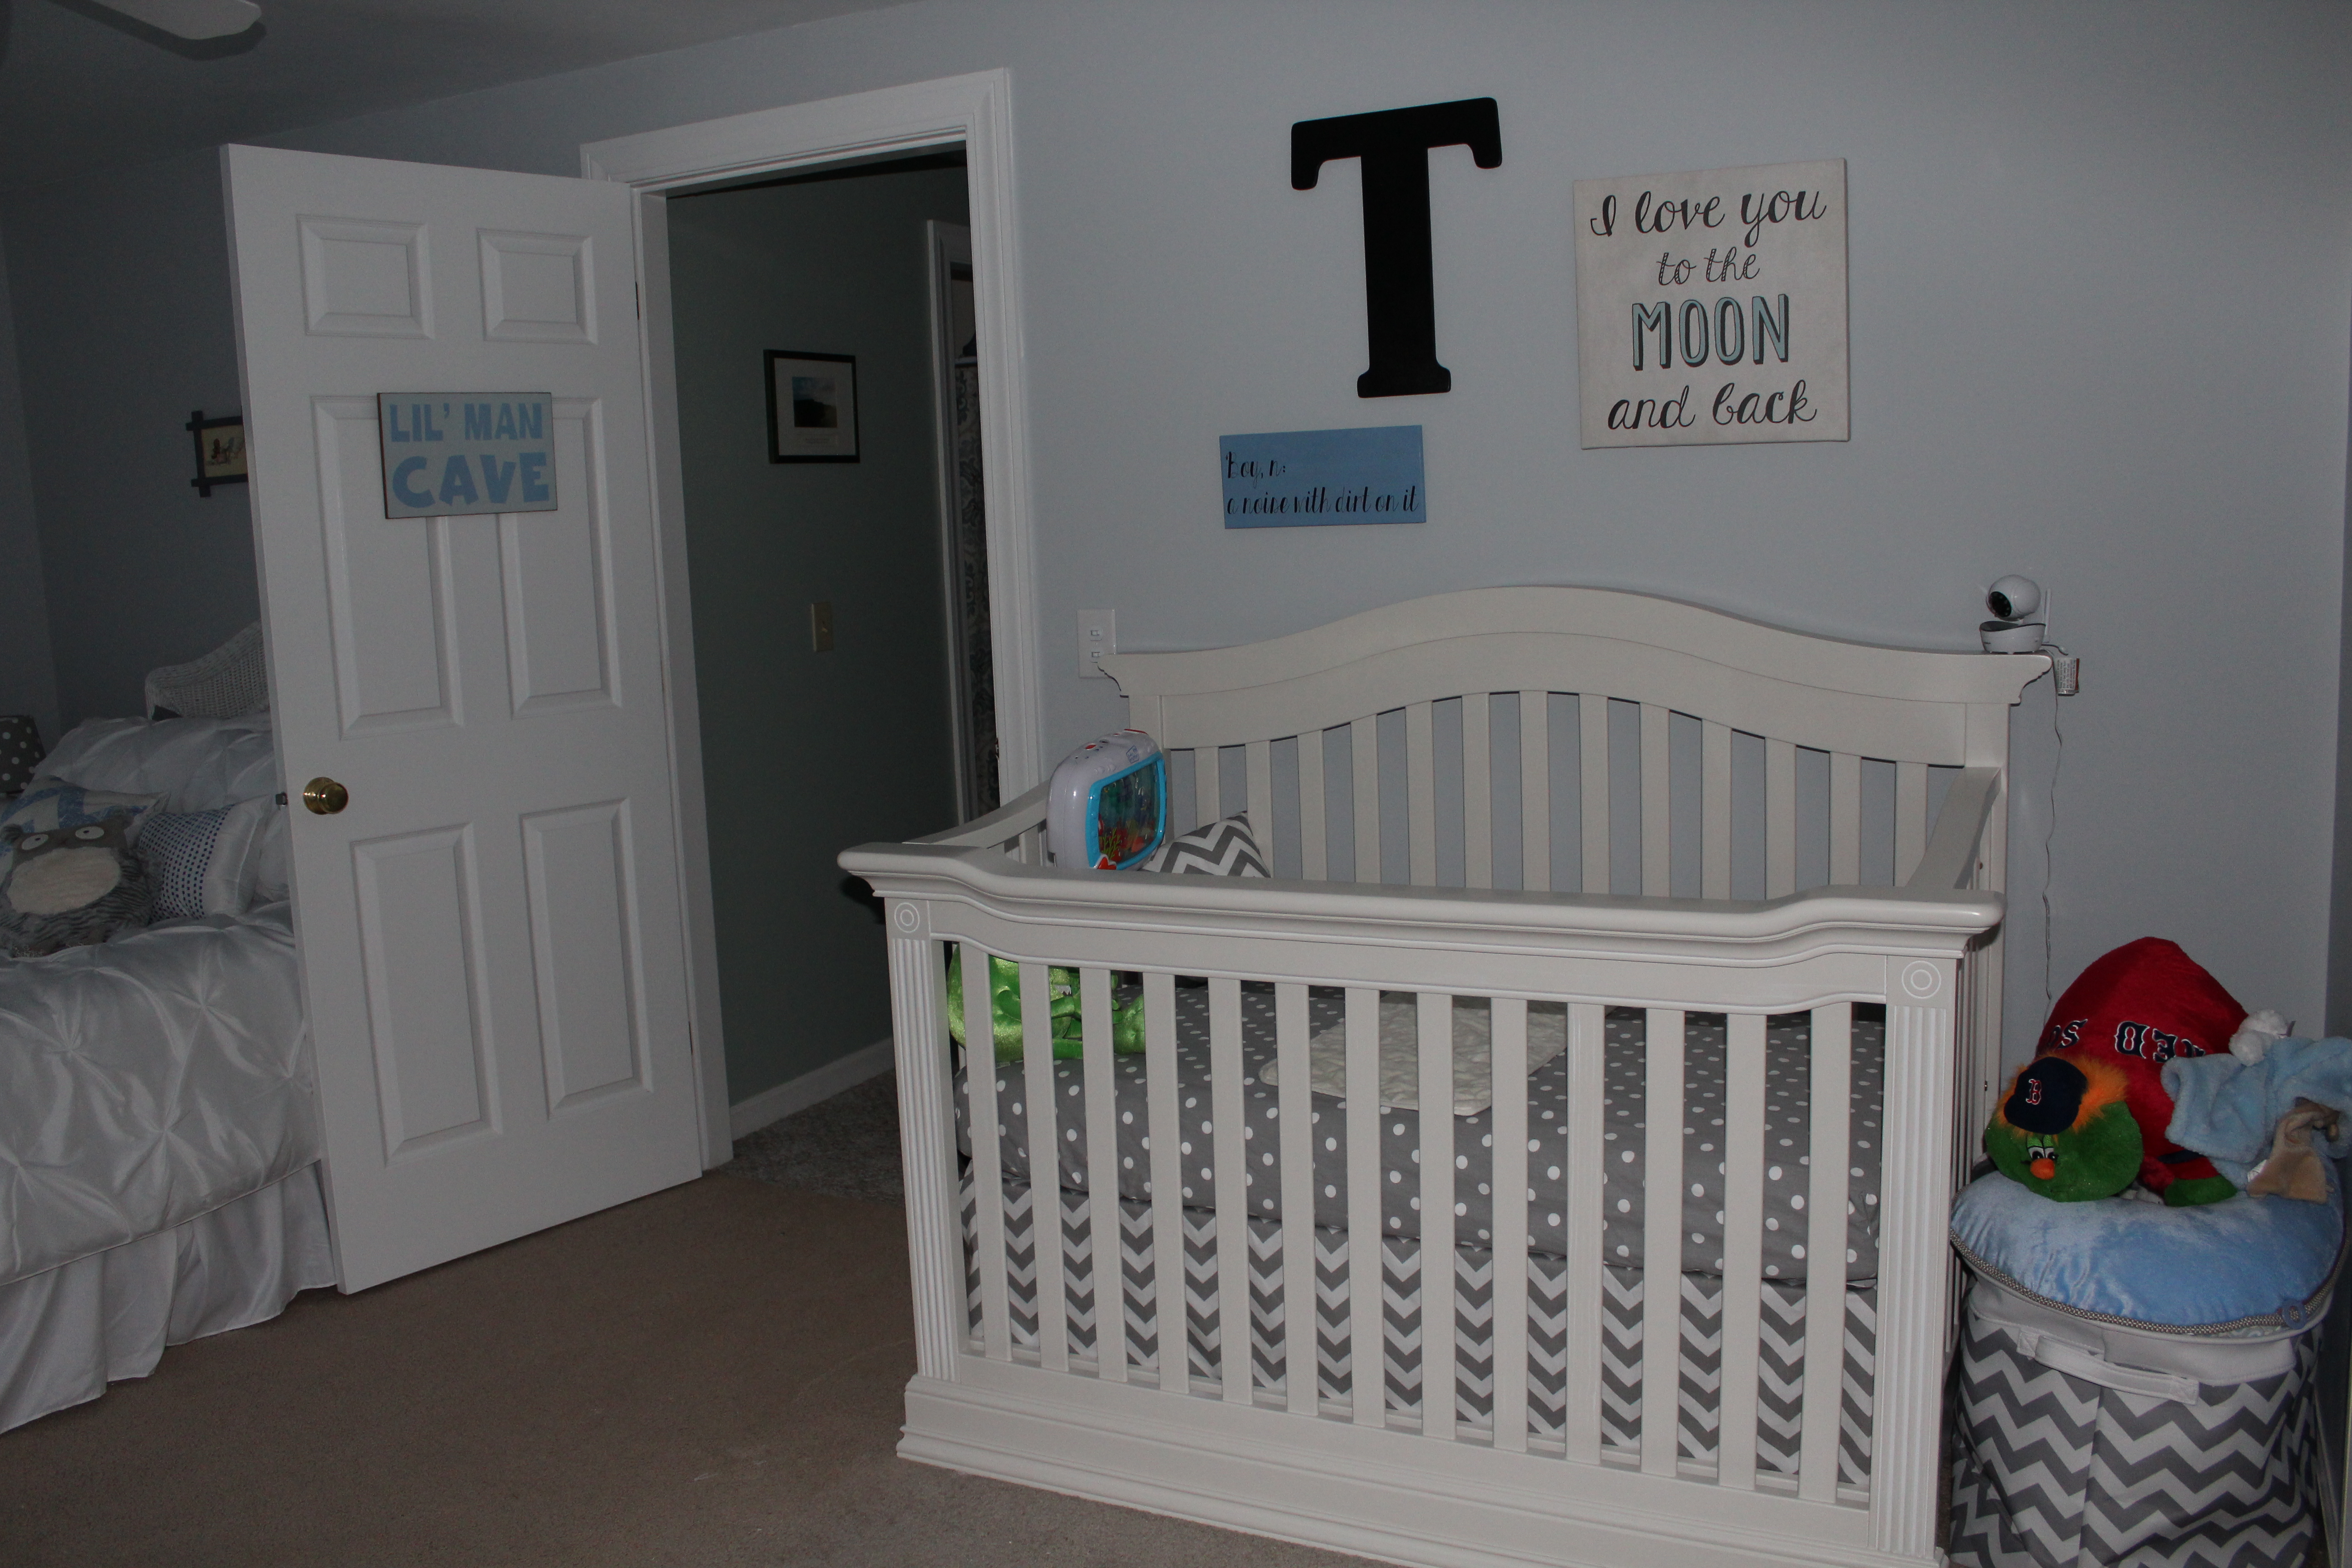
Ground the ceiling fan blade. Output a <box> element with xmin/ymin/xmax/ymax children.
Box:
<box><xmin>81</xmin><ymin>0</ymin><xmax>261</xmax><ymax>40</ymax></box>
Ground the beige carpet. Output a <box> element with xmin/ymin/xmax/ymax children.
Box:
<box><xmin>0</xmin><ymin>1175</ymin><xmax>1359</xmax><ymax>1568</ymax></box>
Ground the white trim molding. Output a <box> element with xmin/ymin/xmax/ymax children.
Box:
<box><xmin>583</xmin><ymin>72</ymin><xmax>1044</xmax><ymax>790</ymax></box>
<box><xmin>582</xmin><ymin>70</ymin><xmax>1045</xmax><ymax>1166</ymax></box>
<box><xmin>728</xmin><ymin>1036</ymin><xmax>896</xmax><ymax>1142</ymax></box>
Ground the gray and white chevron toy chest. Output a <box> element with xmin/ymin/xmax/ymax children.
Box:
<box><xmin>1947</xmin><ymin>1181</ymin><xmax>2342</xmax><ymax>1568</ymax></box>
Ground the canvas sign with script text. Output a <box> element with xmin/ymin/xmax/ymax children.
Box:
<box><xmin>1573</xmin><ymin>160</ymin><xmax>1847</xmax><ymax>448</ymax></box>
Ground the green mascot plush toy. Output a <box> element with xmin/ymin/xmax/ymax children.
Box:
<box><xmin>946</xmin><ymin>946</ymin><xmax>1145</xmax><ymax>1063</ymax></box>
<box><xmin>1985</xmin><ymin>1050</ymin><xmax>2151</xmax><ymax>1202</ymax></box>
<box><xmin>1985</xmin><ymin>937</ymin><xmax>2246</xmax><ymax>1207</ymax></box>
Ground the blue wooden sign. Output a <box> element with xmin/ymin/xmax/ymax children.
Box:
<box><xmin>1221</xmin><ymin>425</ymin><xmax>1425</xmax><ymax>528</ymax></box>
<box><xmin>378</xmin><ymin>392</ymin><xmax>556</xmax><ymax>519</ymax></box>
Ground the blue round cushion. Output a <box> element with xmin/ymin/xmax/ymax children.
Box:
<box><xmin>1951</xmin><ymin>1172</ymin><xmax>2342</xmax><ymax>1328</ymax></box>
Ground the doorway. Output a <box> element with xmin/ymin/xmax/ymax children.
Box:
<box><xmin>583</xmin><ymin>71</ymin><xmax>1042</xmax><ymax>1163</ymax></box>
<box><xmin>662</xmin><ymin>149</ymin><xmax>981</xmax><ymax>1136</ymax></box>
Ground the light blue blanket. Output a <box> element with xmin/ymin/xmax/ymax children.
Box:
<box><xmin>2163</xmin><ymin>1037</ymin><xmax>2352</xmax><ymax>1188</ymax></box>
<box><xmin>1952</xmin><ymin>1171</ymin><xmax>2340</xmax><ymax>1326</ymax></box>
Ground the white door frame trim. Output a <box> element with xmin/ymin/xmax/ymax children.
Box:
<box><xmin>583</xmin><ymin>70</ymin><xmax>1044</xmax><ymax>1166</ymax></box>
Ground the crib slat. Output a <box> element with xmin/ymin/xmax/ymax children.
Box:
<box><xmin>964</xmin><ymin>946</ymin><xmax>1011</xmax><ymax>1361</ymax></box>
<box><xmin>1299</xmin><ymin>728</ymin><xmax>1328</xmax><ymax>881</ymax></box>
<box><xmin>1640</xmin><ymin>705</ymin><xmax>1670</xmax><ymax>897</ymax></box>
<box><xmin>1197</xmin><ymin>744</ymin><xmax>1222</xmax><ymax>829</ymax></box>
<box><xmin>1580</xmin><ymin>695</ymin><xmax>1607</xmax><ymax>894</ymax></box>
<box><xmin>1144</xmin><ymin>972</ymin><xmax>1186</xmax><ymax>1395</ymax></box>
<box><xmin>1209</xmin><ymin>978</ymin><xmax>1250</xmax><ymax>1405</ymax></box>
<box><xmin>1799</xmin><ymin>1003</ymin><xmax>1855</xmax><ymax>1502</ymax></box>
<box><xmin>1717</xmin><ymin>1012</ymin><xmax>1768</xmax><ymax>1490</ymax></box>
<box><xmin>1418</xmin><ymin>992</ymin><xmax>1456</xmax><ymax>1441</ymax></box>
<box><xmin>1639</xmin><ymin>1008</ymin><xmax>1684</xmax><ymax>1477</ymax></box>
<box><xmin>1564</xmin><ymin>1001</ymin><xmax>1607</xmax><ymax>1463</ymax></box>
<box><xmin>1702</xmin><ymin>720</ymin><xmax>1732</xmax><ymax>900</ymax></box>
<box><xmin>1246</xmin><ymin>740</ymin><xmax>1273</xmax><ymax>862</ymax></box>
<box><xmin>1080</xmin><ymin>967</ymin><xmax>1126</xmax><ymax>1382</ymax></box>
<box><xmin>1275</xmin><ymin>983</ymin><xmax>1316</xmax><ymax>1416</ymax></box>
<box><xmin>1020</xmin><ymin>962</ymin><xmax>1068</xmax><ymax>1372</ymax></box>
<box><xmin>1894</xmin><ymin>760</ymin><xmax>1928</xmax><ymax>886</ymax></box>
<box><xmin>1522</xmin><ymin>692</ymin><xmax>1551</xmax><ymax>892</ymax></box>
<box><xmin>1407</xmin><ymin>700</ymin><xmax>1436</xmax><ymax>887</ymax></box>
<box><xmin>1490</xmin><ymin>997</ymin><xmax>1530</xmax><ymax>1453</ymax></box>
<box><xmin>1464</xmin><ymin>695</ymin><xmax>1492</xmax><ymax>890</ymax></box>
<box><xmin>1345</xmin><ymin>987</ymin><xmax>1384</xmax><ymax>1426</ymax></box>
<box><xmin>1352</xmin><ymin>718</ymin><xmax>1380</xmax><ymax>884</ymax></box>
<box><xmin>1829</xmin><ymin>752</ymin><xmax>1861</xmax><ymax>885</ymax></box>
<box><xmin>1765</xmin><ymin>739</ymin><xmax>1796</xmax><ymax>898</ymax></box>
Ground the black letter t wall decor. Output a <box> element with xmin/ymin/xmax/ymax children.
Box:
<box><xmin>1291</xmin><ymin>98</ymin><xmax>1502</xmax><ymax>398</ymax></box>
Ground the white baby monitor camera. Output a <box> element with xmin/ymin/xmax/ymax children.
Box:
<box><xmin>1984</xmin><ymin>575</ymin><xmax>2042</xmax><ymax>622</ymax></box>
<box><xmin>1980</xmin><ymin>574</ymin><xmax>2047</xmax><ymax>654</ymax></box>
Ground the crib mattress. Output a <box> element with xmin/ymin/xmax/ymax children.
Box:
<box><xmin>955</xmin><ymin>985</ymin><xmax>1885</xmax><ymax>1282</ymax></box>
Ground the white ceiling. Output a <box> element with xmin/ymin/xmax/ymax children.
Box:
<box><xmin>0</xmin><ymin>0</ymin><xmax>895</xmax><ymax>193</ymax></box>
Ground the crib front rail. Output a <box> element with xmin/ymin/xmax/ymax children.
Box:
<box><xmin>853</xmin><ymin>844</ymin><xmax>1989</xmax><ymax>1568</ymax></box>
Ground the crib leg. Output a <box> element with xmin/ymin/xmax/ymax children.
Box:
<box><xmin>885</xmin><ymin>917</ymin><xmax>964</xmax><ymax>1382</ymax></box>
<box><xmin>1873</xmin><ymin>984</ymin><xmax>1958</xmax><ymax>1558</ymax></box>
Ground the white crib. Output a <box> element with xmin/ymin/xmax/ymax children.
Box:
<box><xmin>841</xmin><ymin>588</ymin><xmax>2048</xmax><ymax>1568</ymax></box>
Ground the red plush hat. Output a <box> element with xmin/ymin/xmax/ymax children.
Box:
<box><xmin>2034</xmin><ymin>937</ymin><xmax>2246</xmax><ymax>1198</ymax></box>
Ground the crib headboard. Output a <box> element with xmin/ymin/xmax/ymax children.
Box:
<box><xmin>1100</xmin><ymin>587</ymin><xmax>2048</xmax><ymax>902</ymax></box>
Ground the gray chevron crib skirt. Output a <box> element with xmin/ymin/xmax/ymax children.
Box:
<box><xmin>962</xmin><ymin>1176</ymin><xmax>1880</xmax><ymax>1485</ymax></box>
<box><xmin>1948</xmin><ymin>1272</ymin><xmax>2325</xmax><ymax>1568</ymax></box>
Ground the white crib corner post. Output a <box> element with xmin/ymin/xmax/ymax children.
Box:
<box><xmin>1874</xmin><ymin>956</ymin><xmax>1960</xmax><ymax>1563</ymax></box>
<box><xmin>885</xmin><ymin>900</ymin><xmax>965</xmax><ymax>1383</ymax></box>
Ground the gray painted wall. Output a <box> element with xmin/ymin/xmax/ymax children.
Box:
<box><xmin>668</xmin><ymin>165</ymin><xmax>970</xmax><ymax>1102</ymax></box>
<box><xmin>1</xmin><ymin>149</ymin><xmax>260</xmax><ymax>733</ymax></box>
<box><xmin>0</xmin><ymin>0</ymin><xmax>2341</xmax><ymax>1073</ymax></box>
<box><xmin>0</xmin><ymin>223</ymin><xmax>59</xmax><ymax>745</ymax></box>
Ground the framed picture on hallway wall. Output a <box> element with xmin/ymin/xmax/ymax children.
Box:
<box><xmin>765</xmin><ymin>350</ymin><xmax>859</xmax><ymax>463</ymax></box>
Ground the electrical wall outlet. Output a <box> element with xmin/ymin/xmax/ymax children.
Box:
<box><xmin>1077</xmin><ymin>607</ymin><xmax>1115</xmax><ymax>678</ymax></box>
<box><xmin>810</xmin><ymin>601</ymin><xmax>834</xmax><ymax>652</ymax></box>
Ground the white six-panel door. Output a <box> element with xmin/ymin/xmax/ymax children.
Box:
<box><xmin>223</xmin><ymin>144</ymin><xmax>702</xmax><ymax>1291</ymax></box>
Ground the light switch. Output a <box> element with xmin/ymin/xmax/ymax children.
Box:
<box><xmin>1077</xmin><ymin>607</ymin><xmax>1115</xmax><ymax>678</ymax></box>
<box><xmin>810</xmin><ymin>601</ymin><xmax>834</xmax><ymax>652</ymax></box>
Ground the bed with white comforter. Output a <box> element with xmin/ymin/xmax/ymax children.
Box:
<box><xmin>0</xmin><ymin>711</ymin><xmax>330</xmax><ymax>1432</ymax></box>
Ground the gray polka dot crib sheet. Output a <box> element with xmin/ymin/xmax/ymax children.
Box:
<box><xmin>953</xmin><ymin>985</ymin><xmax>1886</xmax><ymax>1283</ymax></box>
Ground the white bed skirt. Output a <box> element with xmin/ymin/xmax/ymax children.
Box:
<box><xmin>0</xmin><ymin>1164</ymin><xmax>335</xmax><ymax>1433</ymax></box>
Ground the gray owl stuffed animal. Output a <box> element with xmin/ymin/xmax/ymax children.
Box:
<box><xmin>0</xmin><ymin>814</ymin><xmax>152</xmax><ymax>957</ymax></box>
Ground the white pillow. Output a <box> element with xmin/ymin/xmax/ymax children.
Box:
<box><xmin>34</xmin><ymin>714</ymin><xmax>279</xmax><ymax>813</ymax></box>
<box><xmin>207</xmin><ymin>796</ymin><xmax>278</xmax><ymax>914</ymax></box>
<box><xmin>251</xmin><ymin>801</ymin><xmax>290</xmax><ymax>905</ymax></box>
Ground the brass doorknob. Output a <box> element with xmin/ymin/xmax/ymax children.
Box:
<box><xmin>302</xmin><ymin>777</ymin><xmax>350</xmax><ymax>815</ymax></box>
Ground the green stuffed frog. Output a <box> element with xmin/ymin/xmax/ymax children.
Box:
<box><xmin>946</xmin><ymin>946</ymin><xmax>1146</xmax><ymax>1063</ymax></box>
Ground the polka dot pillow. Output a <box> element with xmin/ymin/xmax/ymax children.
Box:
<box><xmin>139</xmin><ymin>808</ymin><xmax>230</xmax><ymax>921</ymax></box>
<box><xmin>135</xmin><ymin>795</ymin><xmax>278</xmax><ymax>921</ymax></box>
<box><xmin>0</xmin><ymin>716</ymin><xmax>43</xmax><ymax>797</ymax></box>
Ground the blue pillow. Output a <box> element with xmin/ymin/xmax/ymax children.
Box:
<box><xmin>1952</xmin><ymin>1171</ymin><xmax>2342</xmax><ymax>1328</ymax></box>
<box><xmin>139</xmin><ymin>807</ymin><xmax>229</xmax><ymax>921</ymax></box>
<box><xmin>0</xmin><ymin>780</ymin><xmax>158</xmax><ymax>843</ymax></box>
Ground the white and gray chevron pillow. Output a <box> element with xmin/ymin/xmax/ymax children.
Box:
<box><xmin>1143</xmin><ymin>810</ymin><xmax>1269</xmax><ymax>877</ymax></box>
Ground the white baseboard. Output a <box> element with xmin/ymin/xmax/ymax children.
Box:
<box><xmin>727</xmin><ymin>1036</ymin><xmax>894</xmax><ymax>1142</ymax></box>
